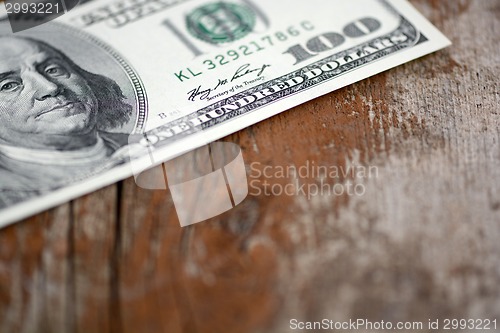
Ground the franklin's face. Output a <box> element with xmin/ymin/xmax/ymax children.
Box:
<box><xmin>0</xmin><ymin>37</ymin><xmax>98</xmax><ymax>146</ymax></box>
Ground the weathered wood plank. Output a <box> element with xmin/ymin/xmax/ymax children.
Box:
<box><xmin>70</xmin><ymin>185</ymin><xmax>117</xmax><ymax>333</ymax></box>
<box><xmin>0</xmin><ymin>1</ymin><xmax>499</xmax><ymax>332</ymax></box>
<box><xmin>0</xmin><ymin>206</ymin><xmax>72</xmax><ymax>333</ymax></box>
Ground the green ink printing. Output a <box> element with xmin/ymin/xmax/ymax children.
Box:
<box><xmin>186</xmin><ymin>2</ymin><xmax>256</xmax><ymax>44</ymax></box>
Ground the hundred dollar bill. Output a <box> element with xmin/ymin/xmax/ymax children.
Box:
<box><xmin>0</xmin><ymin>0</ymin><xmax>450</xmax><ymax>226</ymax></box>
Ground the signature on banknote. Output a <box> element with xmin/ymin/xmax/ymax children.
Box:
<box><xmin>187</xmin><ymin>62</ymin><xmax>271</xmax><ymax>102</ymax></box>
<box><xmin>0</xmin><ymin>0</ymin><xmax>451</xmax><ymax>227</ymax></box>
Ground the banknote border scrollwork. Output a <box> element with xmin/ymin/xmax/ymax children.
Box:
<box><xmin>148</xmin><ymin>13</ymin><xmax>424</xmax><ymax>141</ymax></box>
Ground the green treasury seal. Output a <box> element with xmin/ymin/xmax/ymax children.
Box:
<box><xmin>186</xmin><ymin>2</ymin><xmax>256</xmax><ymax>44</ymax></box>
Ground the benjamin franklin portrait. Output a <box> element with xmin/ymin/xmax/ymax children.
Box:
<box><xmin>0</xmin><ymin>35</ymin><xmax>140</xmax><ymax>208</ymax></box>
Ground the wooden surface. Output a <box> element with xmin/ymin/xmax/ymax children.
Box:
<box><xmin>1</xmin><ymin>1</ymin><xmax>499</xmax><ymax>332</ymax></box>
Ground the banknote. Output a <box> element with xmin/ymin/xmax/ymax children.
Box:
<box><xmin>0</xmin><ymin>0</ymin><xmax>450</xmax><ymax>227</ymax></box>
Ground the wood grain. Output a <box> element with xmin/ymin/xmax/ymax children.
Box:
<box><xmin>1</xmin><ymin>1</ymin><xmax>499</xmax><ymax>332</ymax></box>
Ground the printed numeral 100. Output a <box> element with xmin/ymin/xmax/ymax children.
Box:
<box><xmin>283</xmin><ymin>17</ymin><xmax>382</xmax><ymax>64</ymax></box>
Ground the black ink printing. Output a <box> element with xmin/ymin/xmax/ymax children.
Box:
<box><xmin>231</xmin><ymin>63</ymin><xmax>271</xmax><ymax>82</ymax></box>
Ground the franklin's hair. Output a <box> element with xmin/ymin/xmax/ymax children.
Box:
<box><xmin>3</xmin><ymin>36</ymin><xmax>133</xmax><ymax>131</ymax></box>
